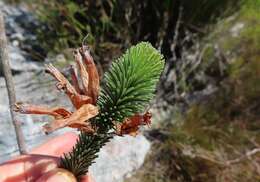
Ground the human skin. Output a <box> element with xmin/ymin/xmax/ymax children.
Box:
<box><xmin>0</xmin><ymin>132</ymin><xmax>93</xmax><ymax>182</ymax></box>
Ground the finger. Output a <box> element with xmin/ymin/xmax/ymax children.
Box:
<box><xmin>36</xmin><ymin>169</ymin><xmax>94</xmax><ymax>182</ymax></box>
<box><xmin>30</xmin><ymin>132</ymin><xmax>78</xmax><ymax>157</ymax></box>
<box><xmin>0</xmin><ymin>154</ymin><xmax>58</xmax><ymax>182</ymax></box>
<box><xmin>36</xmin><ymin>168</ymin><xmax>77</xmax><ymax>182</ymax></box>
<box><xmin>0</xmin><ymin>133</ymin><xmax>80</xmax><ymax>182</ymax></box>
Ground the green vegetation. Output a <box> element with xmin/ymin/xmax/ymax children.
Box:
<box><xmin>11</xmin><ymin>0</ymin><xmax>242</xmax><ymax>68</ymax></box>
<box><xmin>32</xmin><ymin>0</ymin><xmax>239</xmax><ymax>51</ymax></box>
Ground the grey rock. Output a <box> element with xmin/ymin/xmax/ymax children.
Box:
<box><xmin>0</xmin><ymin>72</ymin><xmax>72</xmax><ymax>162</ymax></box>
<box><xmin>230</xmin><ymin>22</ymin><xmax>245</xmax><ymax>37</ymax></box>
<box><xmin>7</xmin><ymin>45</ymin><xmax>42</xmax><ymax>73</ymax></box>
<box><xmin>90</xmin><ymin>135</ymin><xmax>151</xmax><ymax>182</ymax></box>
<box><xmin>0</xmin><ymin>1</ymin><xmax>43</xmax><ymax>75</ymax></box>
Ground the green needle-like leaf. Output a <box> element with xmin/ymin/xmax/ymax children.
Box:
<box><xmin>95</xmin><ymin>42</ymin><xmax>165</xmax><ymax>130</ymax></box>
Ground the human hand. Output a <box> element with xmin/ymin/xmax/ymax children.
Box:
<box><xmin>0</xmin><ymin>132</ymin><xmax>94</xmax><ymax>182</ymax></box>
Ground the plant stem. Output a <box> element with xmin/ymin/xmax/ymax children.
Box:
<box><xmin>0</xmin><ymin>12</ymin><xmax>27</xmax><ymax>154</ymax></box>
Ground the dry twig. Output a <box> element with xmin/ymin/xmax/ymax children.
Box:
<box><xmin>226</xmin><ymin>148</ymin><xmax>260</xmax><ymax>165</ymax></box>
<box><xmin>0</xmin><ymin>12</ymin><xmax>27</xmax><ymax>154</ymax></box>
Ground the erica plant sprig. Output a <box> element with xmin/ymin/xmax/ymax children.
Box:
<box><xmin>95</xmin><ymin>42</ymin><xmax>164</xmax><ymax>131</ymax></box>
<box><xmin>14</xmin><ymin>42</ymin><xmax>165</xmax><ymax>181</ymax></box>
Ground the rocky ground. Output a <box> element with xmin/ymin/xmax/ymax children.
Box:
<box><xmin>126</xmin><ymin>1</ymin><xmax>260</xmax><ymax>182</ymax></box>
<box><xmin>0</xmin><ymin>1</ymin><xmax>151</xmax><ymax>182</ymax></box>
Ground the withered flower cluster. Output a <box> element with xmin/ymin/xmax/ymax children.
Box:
<box><xmin>14</xmin><ymin>46</ymin><xmax>151</xmax><ymax>136</ymax></box>
<box><xmin>15</xmin><ymin>46</ymin><xmax>100</xmax><ymax>134</ymax></box>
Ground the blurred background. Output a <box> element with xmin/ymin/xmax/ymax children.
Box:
<box><xmin>0</xmin><ymin>0</ymin><xmax>259</xmax><ymax>181</ymax></box>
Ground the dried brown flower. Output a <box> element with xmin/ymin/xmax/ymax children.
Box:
<box><xmin>14</xmin><ymin>47</ymin><xmax>100</xmax><ymax>134</ymax></box>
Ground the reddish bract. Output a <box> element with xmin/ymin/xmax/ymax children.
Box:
<box><xmin>114</xmin><ymin>112</ymin><xmax>152</xmax><ymax>136</ymax></box>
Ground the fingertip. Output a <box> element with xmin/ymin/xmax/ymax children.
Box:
<box><xmin>36</xmin><ymin>168</ymin><xmax>77</xmax><ymax>182</ymax></box>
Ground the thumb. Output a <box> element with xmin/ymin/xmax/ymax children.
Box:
<box><xmin>36</xmin><ymin>168</ymin><xmax>77</xmax><ymax>182</ymax></box>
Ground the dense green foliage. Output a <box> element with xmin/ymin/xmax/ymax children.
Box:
<box><xmin>20</xmin><ymin>0</ymin><xmax>241</xmax><ymax>59</ymax></box>
<box><xmin>95</xmin><ymin>42</ymin><xmax>164</xmax><ymax>131</ymax></box>
<box><xmin>23</xmin><ymin>0</ymin><xmax>244</xmax><ymax>101</ymax></box>
<box><xmin>60</xmin><ymin>42</ymin><xmax>164</xmax><ymax>179</ymax></box>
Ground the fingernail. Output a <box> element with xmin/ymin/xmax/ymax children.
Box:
<box><xmin>37</xmin><ymin>168</ymin><xmax>77</xmax><ymax>182</ymax></box>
